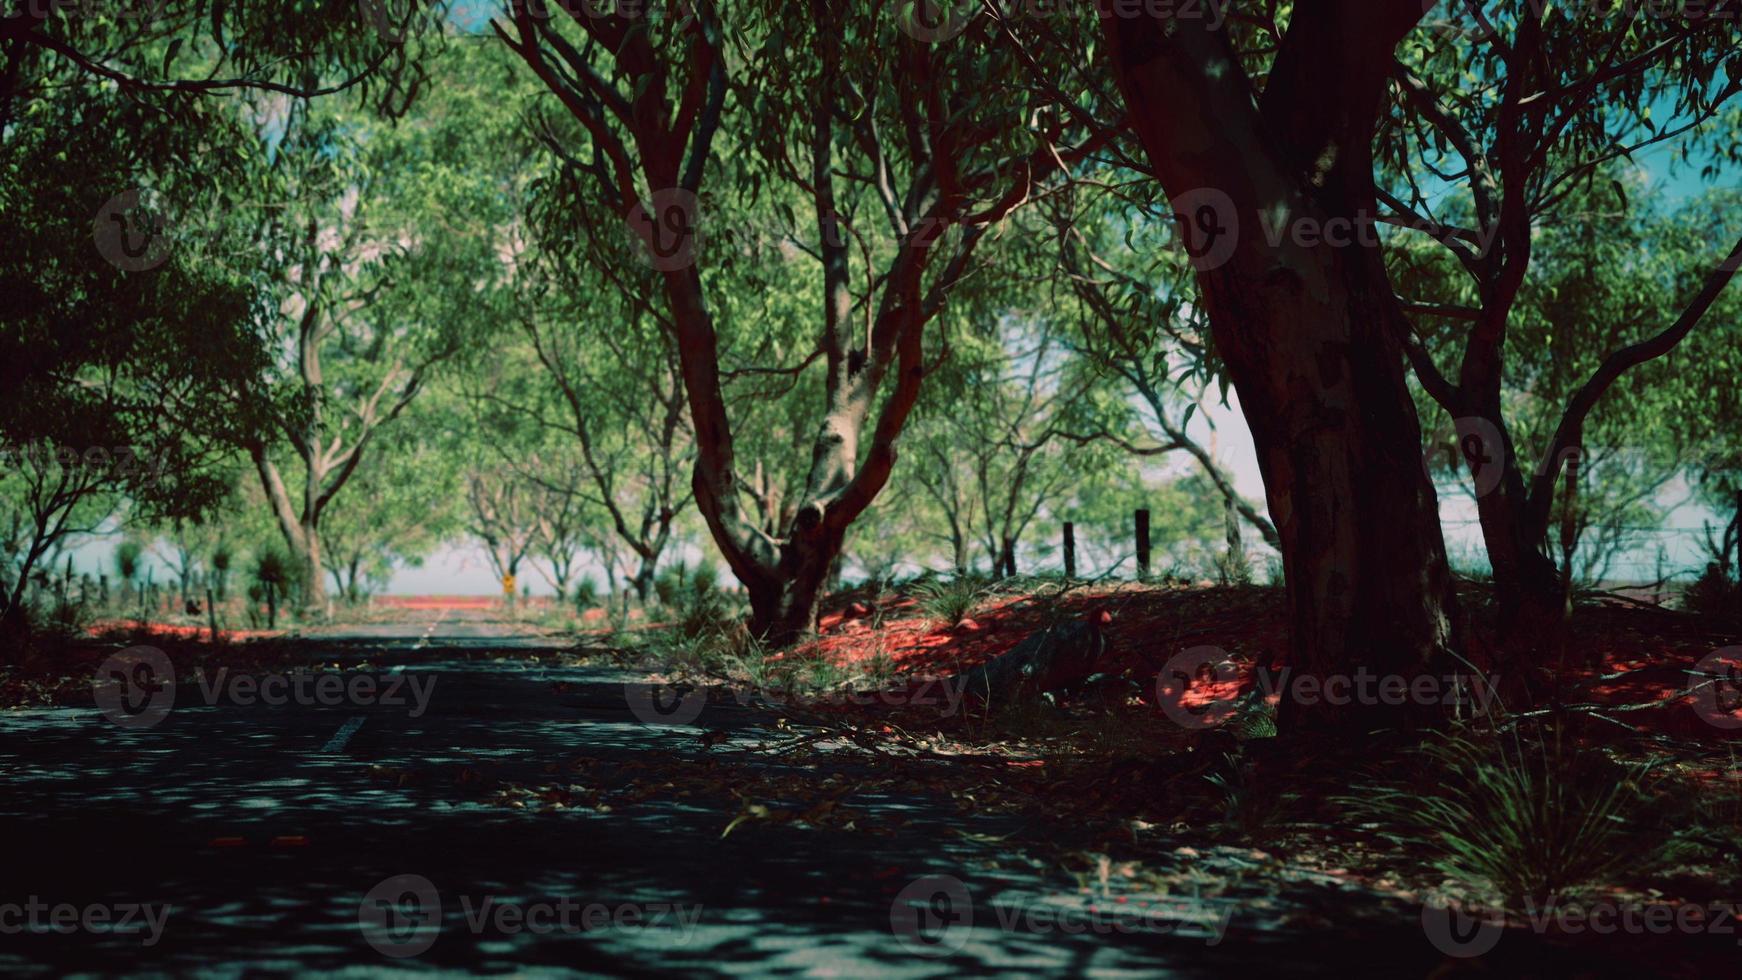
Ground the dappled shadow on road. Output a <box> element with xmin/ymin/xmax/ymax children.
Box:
<box><xmin>1</xmin><ymin>655</ymin><xmax>1731</xmax><ymax>976</ymax></box>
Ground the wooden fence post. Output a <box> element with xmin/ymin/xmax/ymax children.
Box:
<box><xmin>1062</xmin><ymin>522</ymin><xmax>1076</xmax><ymax>580</ymax></box>
<box><xmin>207</xmin><ymin>585</ymin><xmax>220</xmax><ymax>643</ymax></box>
<box><xmin>1135</xmin><ymin>509</ymin><xmax>1151</xmax><ymax>581</ymax></box>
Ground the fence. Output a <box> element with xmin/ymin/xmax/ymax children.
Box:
<box><xmin>995</xmin><ymin>505</ymin><xmax>1740</xmax><ymax>600</ymax></box>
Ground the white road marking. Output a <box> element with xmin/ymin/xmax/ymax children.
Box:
<box><xmin>320</xmin><ymin>715</ymin><xmax>366</xmax><ymax>753</ymax></box>
<box><xmin>324</xmin><ymin>609</ymin><xmax>446</xmax><ymax>749</ymax></box>
<box><xmin>408</xmin><ymin>608</ymin><xmax>447</xmax><ymax>657</ymax></box>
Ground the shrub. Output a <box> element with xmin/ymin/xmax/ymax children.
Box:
<box><xmin>250</xmin><ymin>545</ymin><xmax>303</xmax><ymax>626</ymax></box>
<box><xmin>1205</xmin><ymin>755</ymin><xmax>1289</xmax><ymax>842</ymax></box>
<box><xmin>1212</xmin><ymin>548</ymin><xmax>1252</xmax><ymax>586</ymax></box>
<box><xmin>253</xmin><ymin>547</ymin><xmax>292</xmax><ymax>590</ymax></box>
<box><xmin>1344</xmin><ymin>726</ymin><xmax>1647</xmax><ymax>907</ymax></box>
<box><xmin>1681</xmin><ymin>562</ymin><xmax>1740</xmax><ymax>619</ymax></box>
<box><xmin>910</xmin><ymin>575</ymin><xmax>986</xmax><ymax>626</ymax></box>
<box><xmin>654</xmin><ymin>561</ymin><xmax>737</xmax><ymax>640</ymax></box>
<box><xmin>211</xmin><ymin>543</ymin><xmax>232</xmax><ymax>601</ymax></box>
<box><xmin>572</xmin><ymin>575</ymin><xmax>599</xmax><ymax>612</ymax></box>
<box><xmin>115</xmin><ymin>540</ymin><xmax>142</xmax><ymax>583</ymax></box>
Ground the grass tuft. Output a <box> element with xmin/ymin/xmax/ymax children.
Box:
<box><xmin>909</xmin><ymin>575</ymin><xmax>989</xmax><ymax>626</ymax></box>
<box><xmin>1343</xmin><ymin>724</ymin><xmax>1648</xmax><ymax>907</ymax></box>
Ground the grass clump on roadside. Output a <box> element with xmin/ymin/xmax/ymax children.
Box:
<box><xmin>910</xmin><ymin>575</ymin><xmax>989</xmax><ymax>626</ymax></box>
<box><xmin>1342</xmin><ymin>722</ymin><xmax>1651</xmax><ymax>909</ymax></box>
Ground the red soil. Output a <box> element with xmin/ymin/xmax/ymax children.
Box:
<box><xmin>794</xmin><ymin>584</ymin><xmax>1741</xmax><ymax>740</ymax></box>
<box><xmin>85</xmin><ymin>619</ymin><xmax>284</xmax><ymax>643</ymax></box>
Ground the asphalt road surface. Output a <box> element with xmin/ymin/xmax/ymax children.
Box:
<box><xmin>0</xmin><ymin>612</ymin><xmax>1722</xmax><ymax>977</ymax></box>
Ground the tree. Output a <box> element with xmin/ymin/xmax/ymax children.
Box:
<box><xmin>150</xmin><ymin>516</ymin><xmax>207</xmax><ymax>608</ymax></box>
<box><xmin>1</xmin><ymin>1</ymin><xmax>430</xmax><ymax>115</ymax></box>
<box><xmin>527</xmin><ymin>478</ymin><xmax>592</xmax><ymax>602</ymax></box>
<box><xmin>1089</xmin><ymin>3</ymin><xmax>1466</xmax><ymax>728</ymax></box>
<box><xmin>475</xmin><ymin>227</ymin><xmax>694</xmax><ymax>602</ymax></box>
<box><xmin>235</xmin><ymin>46</ymin><xmax>510</xmax><ymax>617</ymax></box>
<box><xmin>496</xmin><ymin>1</ymin><xmax>1100</xmax><ymax>642</ymax></box>
<box><xmin>1042</xmin><ymin>184</ymin><xmax>1280</xmax><ymax>552</ymax></box>
<box><xmin>115</xmin><ymin>539</ymin><xmax>143</xmax><ymax>609</ymax></box>
<box><xmin>0</xmin><ymin>58</ymin><xmax>273</xmax><ymax>645</ymax></box>
<box><xmin>1413</xmin><ymin>183</ymin><xmax>1742</xmax><ymax>596</ymax></box>
<box><xmin>1065</xmin><ymin>0</ymin><xmax>1742</xmax><ymax>728</ymax></box>
<box><xmin>463</xmin><ymin>466</ymin><xmax>539</xmax><ymax>594</ymax></box>
<box><xmin>904</xmin><ymin>312</ymin><xmax>1118</xmax><ymax>577</ymax></box>
<box><xmin>0</xmin><ymin>0</ymin><xmax>449</xmax><ymax>643</ymax></box>
<box><xmin>1381</xmin><ymin>7</ymin><xmax>1742</xmax><ymax>641</ymax></box>
<box><xmin>317</xmin><ymin>420</ymin><xmax>460</xmax><ymax>603</ymax></box>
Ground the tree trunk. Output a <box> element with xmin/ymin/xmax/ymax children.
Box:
<box><xmin>1</xmin><ymin>541</ymin><xmax>46</xmax><ymax>653</ymax></box>
<box><xmin>744</xmin><ymin>521</ymin><xmax>845</xmax><ymax>647</ymax></box>
<box><xmin>250</xmin><ymin>445</ymin><xmax>326</xmax><ymax>621</ymax></box>
<box><xmin>1105</xmin><ymin>4</ymin><xmax>1463</xmax><ymax>733</ymax></box>
<box><xmin>1470</xmin><ymin>461</ymin><xmax>1565</xmax><ymax>639</ymax></box>
<box><xmin>0</xmin><ymin>595</ymin><xmax>28</xmax><ymax>660</ymax></box>
<box><xmin>1238</xmin><ymin>293</ymin><xmax>1464</xmax><ymax>732</ymax></box>
<box><xmin>630</xmin><ymin>556</ymin><xmax>659</xmax><ymax>605</ymax></box>
<box><xmin>299</xmin><ymin>520</ymin><xmax>325</xmax><ymax>618</ymax></box>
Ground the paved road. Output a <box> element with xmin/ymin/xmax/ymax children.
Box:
<box><xmin>0</xmin><ymin>614</ymin><xmax>1712</xmax><ymax>976</ymax></box>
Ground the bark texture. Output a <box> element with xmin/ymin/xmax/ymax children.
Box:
<box><xmin>1104</xmin><ymin>2</ymin><xmax>1463</xmax><ymax>730</ymax></box>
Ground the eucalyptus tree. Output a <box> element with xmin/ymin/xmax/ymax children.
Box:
<box><xmin>0</xmin><ymin>54</ymin><xmax>272</xmax><ymax>644</ymax></box>
<box><xmin>1372</xmin><ymin>9</ymin><xmax>1742</xmax><ymax>641</ymax></box>
<box><xmin>495</xmin><ymin>0</ymin><xmax>1101</xmax><ymax>642</ymax></box>
<box><xmin>456</xmin><ymin>351</ymin><xmax>670</xmax><ymax>602</ymax></box>
<box><xmin>528</xmin><ymin>478</ymin><xmax>592</xmax><ymax>602</ymax></box>
<box><xmin>1058</xmin><ymin>0</ymin><xmax>1742</xmax><ymax>726</ymax></box>
<box><xmin>0</xmin><ymin>0</ymin><xmax>450</xmax><ymax>642</ymax></box>
<box><xmin>902</xmin><ymin>309</ymin><xmax>1128</xmax><ymax>577</ymax></box>
<box><xmin>1076</xmin><ymin>4</ymin><xmax>1467</xmax><ymax>720</ymax></box>
<box><xmin>1</xmin><ymin>0</ymin><xmax>431</xmax><ymax>118</ymax></box>
<box><xmin>1413</xmin><ymin>182</ymin><xmax>1742</xmax><ymax>595</ymax></box>
<box><xmin>462</xmin><ymin>464</ymin><xmax>540</xmax><ymax>594</ymax></box>
<box><xmin>234</xmin><ymin>42</ymin><xmax>517</xmax><ymax>617</ymax></box>
<box><xmin>317</xmin><ymin>419</ymin><xmax>460</xmax><ymax>603</ymax></box>
<box><xmin>138</xmin><ymin>478</ymin><xmax>258</xmax><ymax>605</ymax></box>
<box><xmin>843</xmin><ymin>478</ymin><xmax>941</xmax><ymax>581</ymax></box>
<box><xmin>482</xmin><ymin>214</ymin><xmax>695</xmax><ymax>602</ymax></box>
<box><xmin>1040</xmin><ymin>184</ymin><xmax>1280</xmax><ymax>552</ymax></box>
